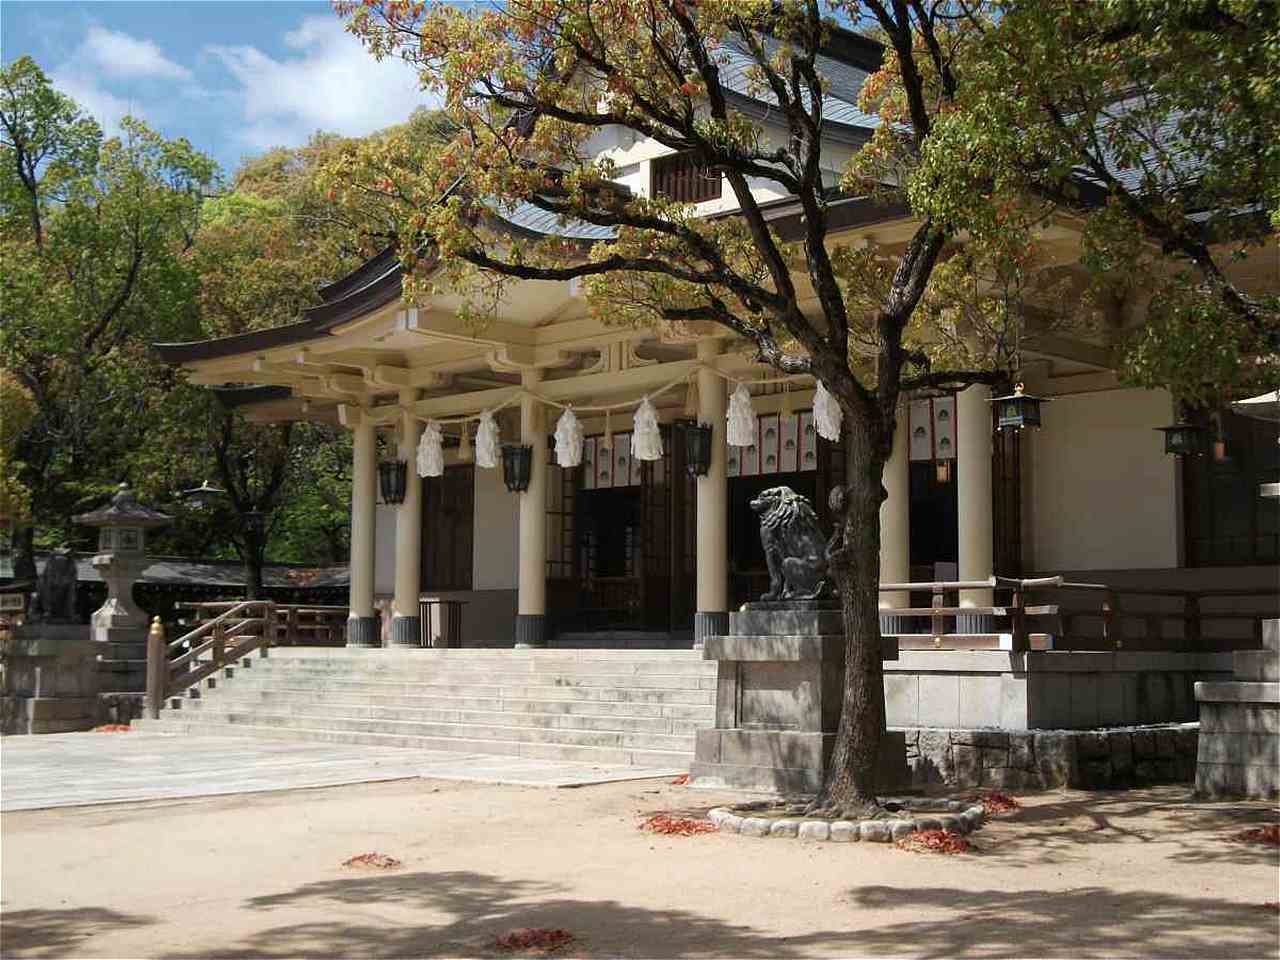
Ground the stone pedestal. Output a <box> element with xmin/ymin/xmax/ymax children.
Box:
<box><xmin>1194</xmin><ymin>619</ymin><xmax>1280</xmax><ymax>799</ymax></box>
<box><xmin>0</xmin><ymin>624</ymin><xmax>99</xmax><ymax>734</ymax></box>
<box><xmin>689</xmin><ymin>601</ymin><xmax>899</xmax><ymax>794</ymax></box>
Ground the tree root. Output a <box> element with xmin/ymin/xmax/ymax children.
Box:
<box><xmin>801</xmin><ymin>798</ymin><xmax>889</xmax><ymax>821</ymax></box>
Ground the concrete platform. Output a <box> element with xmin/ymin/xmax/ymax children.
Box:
<box><xmin>0</xmin><ymin>731</ymin><xmax>685</xmax><ymax>811</ymax></box>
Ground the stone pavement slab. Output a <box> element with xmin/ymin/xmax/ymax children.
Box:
<box><xmin>0</xmin><ymin>732</ymin><xmax>685</xmax><ymax>811</ymax></box>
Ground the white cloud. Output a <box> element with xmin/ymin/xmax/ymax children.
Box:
<box><xmin>81</xmin><ymin>26</ymin><xmax>192</xmax><ymax>81</ymax></box>
<box><xmin>205</xmin><ymin>16</ymin><xmax>433</xmax><ymax>151</ymax></box>
<box><xmin>49</xmin><ymin>67</ymin><xmax>140</xmax><ymax>136</ymax></box>
<box><xmin>48</xmin><ymin>26</ymin><xmax>192</xmax><ymax>136</ymax></box>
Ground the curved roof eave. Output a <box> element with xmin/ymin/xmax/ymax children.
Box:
<box><xmin>154</xmin><ymin>253</ymin><xmax>408</xmax><ymax>365</ymax></box>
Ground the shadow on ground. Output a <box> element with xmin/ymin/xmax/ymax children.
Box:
<box><xmin>0</xmin><ymin>907</ymin><xmax>156</xmax><ymax>958</ymax></box>
<box><xmin>146</xmin><ymin>868</ymin><xmax>1279</xmax><ymax>959</ymax></box>
<box><xmin>975</xmin><ymin>788</ymin><xmax>1280</xmax><ymax>868</ymax></box>
<box><xmin>843</xmin><ymin>885</ymin><xmax>1279</xmax><ymax>960</ymax></box>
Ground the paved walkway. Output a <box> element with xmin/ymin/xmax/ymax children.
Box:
<box><xmin>0</xmin><ymin>732</ymin><xmax>684</xmax><ymax>811</ymax></box>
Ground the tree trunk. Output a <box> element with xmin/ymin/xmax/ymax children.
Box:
<box><xmin>242</xmin><ymin>529</ymin><xmax>265</xmax><ymax>601</ymax></box>
<box><xmin>13</xmin><ymin>525</ymin><xmax>36</xmax><ymax>582</ymax></box>
<box><xmin>812</xmin><ymin>411</ymin><xmax>888</xmax><ymax>816</ymax></box>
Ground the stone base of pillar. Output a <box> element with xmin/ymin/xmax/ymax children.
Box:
<box><xmin>693</xmin><ymin>611</ymin><xmax>729</xmax><ymax>648</ymax></box>
<box><xmin>346</xmin><ymin>615</ymin><xmax>380</xmax><ymax>648</ymax></box>
<box><xmin>389</xmin><ymin>615</ymin><xmax>422</xmax><ymax>647</ymax></box>
<box><xmin>514</xmin><ymin>614</ymin><xmax>547</xmax><ymax>648</ymax></box>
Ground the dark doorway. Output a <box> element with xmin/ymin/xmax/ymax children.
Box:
<box><xmin>422</xmin><ymin>465</ymin><xmax>474</xmax><ymax>590</ymax></box>
<box><xmin>909</xmin><ymin>462</ymin><xmax>958</xmax><ymax>570</ymax></box>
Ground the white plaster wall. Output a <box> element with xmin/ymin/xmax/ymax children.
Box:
<box><xmin>586</xmin><ymin>120</ymin><xmax>856</xmax><ymax>215</ymax></box>
<box><xmin>372</xmin><ymin>503</ymin><xmax>397</xmax><ymax>597</ymax></box>
<box><xmin>472</xmin><ymin>462</ymin><xmax>519</xmax><ymax>590</ymax></box>
<box><xmin>1026</xmin><ymin>388</ymin><xmax>1179</xmax><ymax>571</ymax></box>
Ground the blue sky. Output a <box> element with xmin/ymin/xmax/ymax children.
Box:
<box><xmin>1</xmin><ymin>1</ymin><xmax>438</xmax><ymax>176</ymax></box>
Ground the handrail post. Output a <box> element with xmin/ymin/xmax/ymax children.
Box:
<box><xmin>213</xmin><ymin>620</ymin><xmax>226</xmax><ymax>669</ymax></box>
<box><xmin>1185</xmin><ymin>594</ymin><xmax>1201</xmax><ymax>652</ymax></box>
<box><xmin>145</xmin><ymin>616</ymin><xmax>166</xmax><ymax>719</ymax></box>
<box><xmin>1103</xmin><ymin>590</ymin><xmax>1122</xmax><ymax>650</ymax></box>
<box><xmin>286</xmin><ymin>605</ymin><xmax>297</xmax><ymax>646</ymax></box>
<box><xmin>1010</xmin><ymin>588</ymin><xmax>1028</xmax><ymax>653</ymax></box>
<box><xmin>264</xmin><ymin>601</ymin><xmax>276</xmax><ymax>649</ymax></box>
<box><xmin>931</xmin><ymin>590</ymin><xmax>946</xmax><ymax>647</ymax></box>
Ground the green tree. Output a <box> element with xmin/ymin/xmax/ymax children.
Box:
<box><xmin>332</xmin><ymin>0</ymin><xmax>1271</xmax><ymax>813</ymax></box>
<box><xmin>913</xmin><ymin>0</ymin><xmax>1279</xmax><ymax>409</ymax></box>
<box><xmin>0</xmin><ymin>56</ymin><xmax>216</xmax><ymax>575</ymax></box>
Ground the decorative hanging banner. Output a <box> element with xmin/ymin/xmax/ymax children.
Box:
<box><xmin>475</xmin><ymin>411</ymin><xmax>500</xmax><ymax>468</ymax></box>
<box><xmin>554</xmin><ymin>407</ymin><xmax>584</xmax><ymax>467</ymax></box>
<box><xmin>417</xmin><ymin>421</ymin><xmax>444</xmax><ymax>477</ymax></box>
<box><xmin>458</xmin><ymin>424</ymin><xmax>473</xmax><ymax>463</ymax></box>
<box><xmin>813</xmin><ymin>380</ymin><xmax>843</xmax><ymax>442</ymax></box>
<box><xmin>631</xmin><ymin>396</ymin><xmax>663</xmax><ymax>461</ymax></box>
<box><xmin>727</xmin><ymin>382</ymin><xmax>756</xmax><ymax>447</ymax></box>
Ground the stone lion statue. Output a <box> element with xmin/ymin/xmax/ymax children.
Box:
<box><xmin>30</xmin><ymin>548</ymin><xmax>79</xmax><ymax>623</ymax></box>
<box><xmin>750</xmin><ymin>486</ymin><xmax>829</xmax><ymax>601</ymax></box>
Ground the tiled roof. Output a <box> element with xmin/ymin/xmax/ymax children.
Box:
<box><xmin>718</xmin><ymin>34</ymin><xmax>882</xmax><ymax>134</ymax></box>
<box><xmin>491</xmin><ymin>200</ymin><xmax>619</xmax><ymax>241</ymax></box>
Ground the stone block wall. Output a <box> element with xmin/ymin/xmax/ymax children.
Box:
<box><xmin>1193</xmin><ymin>619</ymin><xmax>1279</xmax><ymax>799</ymax></box>
<box><xmin>892</xmin><ymin>724</ymin><xmax>1199</xmax><ymax>791</ymax></box>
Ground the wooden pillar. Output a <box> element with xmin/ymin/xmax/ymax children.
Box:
<box><xmin>344</xmin><ymin>407</ymin><xmax>379</xmax><ymax>647</ymax></box>
<box><xmin>957</xmin><ymin>385</ymin><xmax>995</xmax><ymax>622</ymax></box>
<box><xmin>391</xmin><ymin>389</ymin><xmax>423</xmax><ymax>646</ymax></box>
<box><xmin>879</xmin><ymin>406</ymin><xmax>910</xmax><ymax>632</ymax></box>
<box><xmin>516</xmin><ymin>369</ymin><xmax>548</xmax><ymax>647</ymax></box>
<box><xmin>694</xmin><ymin>340</ymin><xmax>729</xmax><ymax>646</ymax></box>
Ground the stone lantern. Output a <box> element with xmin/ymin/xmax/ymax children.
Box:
<box><xmin>74</xmin><ymin>483</ymin><xmax>171</xmax><ymax>687</ymax></box>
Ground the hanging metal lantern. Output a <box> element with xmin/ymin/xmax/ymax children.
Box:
<box><xmin>378</xmin><ymin>459</ymin><xmax>408</xmax><ymax>504</ymax></box>
<box><xmin>502</xmin><ymin>444</ymin><xmax>533</xmax><ymax>492</ymax></box>
<box><xmin>683</xmin><ymin>421</ymin><xmax>713</xmax><ymax>477</ymax></box>
<box><xmin>1156</xmin><ymin>422</ymin><xmax>1210</xmax><ymax>457</ymax></box>
<box><xmin>990</xmin><ymin>382</ymin><xmax>1047</xmax><ymax>431</ymax></box>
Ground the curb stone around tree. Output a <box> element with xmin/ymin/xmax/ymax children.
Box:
<box><xmin>706</xmin><ymin>798</ymin><xmax>988</xmax><ymax>842</ymax></box>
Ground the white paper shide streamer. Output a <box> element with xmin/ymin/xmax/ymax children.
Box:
<box><xmin>727</xmin><ymin>383</ymin><xmax>756</xmax><ymax>447</ymax></box>
<box><xmin>416</xmin><ymin>421</ymin><xmax>444</xmax><ymax>477</ymax></box>
<box><xmin>475</xmin><ymin>411</ymin><xmax>500</xmax><ymax>468</ymax></box>
<box><xmin>813</xmin><ymin>380</ymin><xmax>843</xmax><ymax>441</ymax></box>
<box><xmin>554</xmin><ymin>407</ymin><xmax>584</xmax><ymax>468</ymax></box>
<box><xmin>631</xmin><ymin>396</ymin><xmax>663</xmax><ymax>461</ymax></box>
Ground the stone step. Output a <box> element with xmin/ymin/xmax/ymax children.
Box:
<box><xmin>133</xmin><ymin>716</ymin><xmax>692</xmax><ymax>767</ymax></box>
<box><xmin>182</xmin><ymin>688</ymin><xmax>714</xmax><ymax>720</ymax></box>
<box><xmin>205</xmin><ymin>677</ymin><xmax>715</xmax><ymax>705</ymax></box>
<box><xmin>159</xmin><ymin>706</ymin><xmax>697</xmax><ymax>752</ymax></box>
<box><xmin>181</xmin><ymin>697</ymin><xmax>707</xmax><ymax>735</ymax></box>
<box><xmin>1234</xmin><ymin>650</ymin><xmax>1280</xmax><ymax>682</ymax></box>
<box><xmin>250</xmin><ymin>659</ymin><xmax>717</xmax><ymax>679</ymax></box>
<box><xmin>242</xmin><ymin>669</ymin><xmax>716</xmax><ymax>690</ymax></box>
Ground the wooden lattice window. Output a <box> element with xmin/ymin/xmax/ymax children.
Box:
<box><xmin>651</xmin><ymin>152</ymin><xmax>722</xmax><ymax>203</ymax></box>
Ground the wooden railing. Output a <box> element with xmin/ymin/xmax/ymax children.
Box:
<box><xmin>146</xmin><ymin>600</ymin><xmax>276</xmax><ymax>718</ymax></box>
<box><xmin>877</xmin><ymin>576</ymin><xmax>1277</xmax><ymax>652</ymax></box>
<box><xmin>177</xmin><ymin>601</ymin><xmax>349</xmax><ymax>647</ymax></box>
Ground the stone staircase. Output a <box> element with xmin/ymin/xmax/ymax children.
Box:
<box><xmin>132</xmin><ymin>647</ymin><xmax>717</xmax><ymax>767</ymax></box>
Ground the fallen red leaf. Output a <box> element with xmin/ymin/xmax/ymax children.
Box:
<box><xmin>92</xmin><ymin>724</ymin><xmax>131</xmax><ymax>732</ymax></box>
<box><xmin>670</xmin><ymin>773</ymin><xmax>689</xmax><ymax>785</ymax></box>
<box><xmin>1229</xmin><ymin>824</ymin><xmax>1280</xmax><ymax>846</ymax></box>
<box><xmin>639</xmin><ymin>813</ymin><xmax>716</xmax><ymax>836</ymax></box>
<box><xmin>493</xmin><ymin>928</ymin><xmax>575</xmax><ymax>953</ymax></box>
<box><xmin>981</xmin><ymin>791</ymin><xmax>1020</xmax><ymax>814</ymax></box>
<box><xmin>895</xmin><ymin>828</ymin><xmax>973</xmax><ymax>855</ymax></box>
<box><xmin>342</xmin><ymin>852</ymin><xmax>402</xmax><ymax>869</ymax></box>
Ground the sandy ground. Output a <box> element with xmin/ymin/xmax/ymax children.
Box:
<box><xmin>1</xmin><ymin>778</ymin><xmax>1277</xmax><ymax>959</ymax></box>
